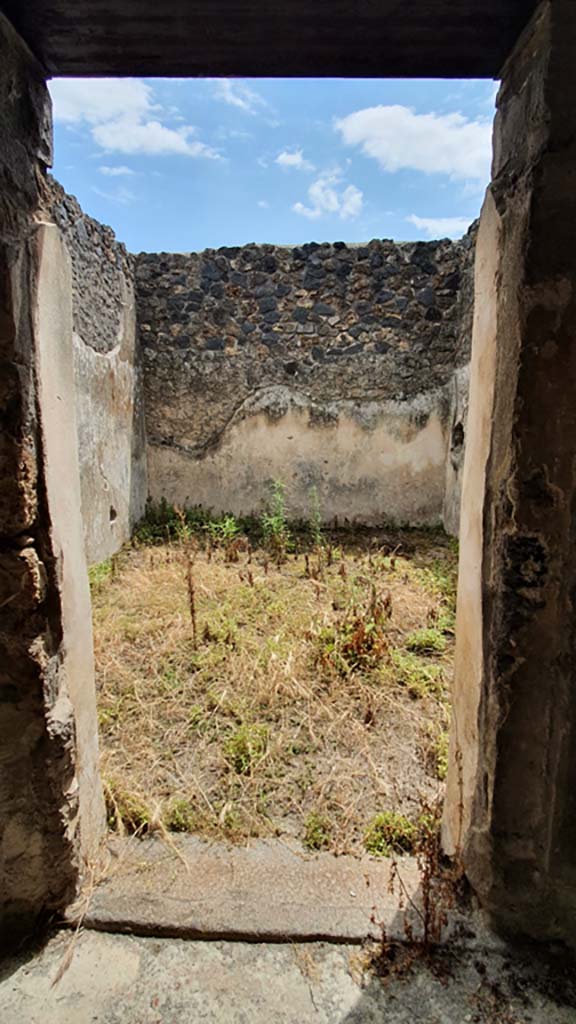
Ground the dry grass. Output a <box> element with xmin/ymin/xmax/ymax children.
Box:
<box><xmin>91</xmin><ymin>526</ymin><xmax>457</xmax><ymax>854</ymax></box>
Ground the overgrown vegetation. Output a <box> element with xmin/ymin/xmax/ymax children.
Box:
<box><xmin>93</xmin><ymin>497</ymin><xmax>457</xmax><ymax>854</ymax></box>
<box><xmin>364</xmin><ymin>811</ymin><xmax>418</xmax><ymax>856</ymax></box>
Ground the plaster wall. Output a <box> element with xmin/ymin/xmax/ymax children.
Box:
<box><xmin>148</xmin><ymin>390</ymin><xmax>449</xmax><ymax>526</ymax></box>
<box><xmin>34</xmin><ymin>222</ymin><xmax>105</xmax><ymax>867</ymax></box>
<box><xmin>443</xmin><ymin>191</ymin><xmax>500</xmax><ymax>857</ymax></box>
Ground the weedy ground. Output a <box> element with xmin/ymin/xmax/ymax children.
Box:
<box><xmin>91</xmin><ymin>507</ymin><xmax>457</xmax><ymax>856</ymax></box>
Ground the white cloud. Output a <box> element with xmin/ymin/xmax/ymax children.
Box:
<box><xmin>50</xmin><ymin>78</ymin><xmax>220</xmax><ymax>160</ymax></box>
<box><xmin>98</xmin><ymin>165</ymin><xmax>135</xmax><ymax>177</ymax></box>
<box><xmin>215</xmin><ymin>126</ymin><xmax>254</xmax><ymax>142</ymax></box>
<box><xmin>93</xmin><ymin>119</ymin><xmax>218</xmax><ymax>158</ymax></box>
<box><xmin>407</xmin><ymin>214</ymin><xmax>473</xmax><ymax>239</ymax></box>
<box><xmin>336</xmin><ymin>104</ymin><xmax>491</xmax><ymax>184</ymax></box>
<box><xmin>209</xmin><ymin>79</ymin><xmax>268</xmax><ymax>115</ymax></box>
<box><xmin>275</xmin><ymin>148</ymin><xmax>315</xmax><ymax>172</ymax></box>
<box><xmin>51</xmin><ymin>78</ymin><xmax>152</xmax><ymax>125</ymax></box>
<box><xmin>257</xmin><ymin>199</ymin><xmax>270</xmax><ymax>209</ymax></box>
<box><xmin>293</xmin><ymin>169</ymin><xmax>363</xmax><ymax>221</ymax></box>
<box><xmin>92</xmin><ymin>185</ymin><xmax>137</xmax><ymax>206</ymax></box>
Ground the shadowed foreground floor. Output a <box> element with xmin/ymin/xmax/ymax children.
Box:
<box><xmin>1</xmin><ymin>929</ymin><xmax>575</xmax><ymax>1024</ymax></box>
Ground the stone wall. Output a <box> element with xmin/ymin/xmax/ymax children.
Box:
<box><xmin>136</xmin><ymin>236</ymin><xmax>475</xmax><ymax>529</ymax></box>
<box><xmin>0</xmin><ymin>12</ymin><xmax>104</xmax><ymax>948</ymax></box>
<box><xmin>49</xmin><ymin>179</ymin><xmax>147</xmax><ymax>566</ymax></box>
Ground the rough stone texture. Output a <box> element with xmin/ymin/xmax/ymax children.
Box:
<box><xmin>48</xmin><ymin>179</ymin><xmax>147</xmax><ymax>565</ymax></box>
<box><xmin>137</xmin><ymin>237</ymin><xmax>474</xmax><ymax>528</ymax></box>
<box><xmin>1</xmin><ymin>929</ymin><xmax>574</xmax><ymax>1024</ymax></box>
<box><xmin>444</xmin><ymin>0</ymin><xmax>576</xmax><ymax>946</ymax></box>
<box><xmin>0</xmin><ymin>14</ymin><xmax>104</xmax><ymax>950</ymax></box>
<box><xmin>71</xmin><ymin>837</ymin><xmax>423</xmax><ymax>943</ymax></box>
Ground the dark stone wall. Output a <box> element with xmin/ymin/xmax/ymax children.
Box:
<box><xmin>135</xmin><ymin>236</ymin><xmax>475</xmax><ymax>526</ymax></box>
<box><xmin>49</xmin><ymin>177</ymin><xmax>134</xmax><ymax>355</ymax></box>
<box><xmin>137</xmin><ymin>237</ymin><xmax>473</xmax><ymax>450</ymax></box>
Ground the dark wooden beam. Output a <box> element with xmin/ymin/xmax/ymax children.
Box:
<box><xmin>0</xmin><ymin>0</ymin><xmax>539</xmax><ymax>79</ymax></box>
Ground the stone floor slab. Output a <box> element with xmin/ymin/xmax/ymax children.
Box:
<box><xmin>71</xmin><ymin>837</ymin><xmax>422</xmax><ymax>942</ymax></box>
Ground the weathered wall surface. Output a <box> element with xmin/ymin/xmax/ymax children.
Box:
<box><xmin>137</xmin><ymin>237</ymin><xmax>474</xmax><ymax>527</ymax></box>
<box><xmin>442</xmin><ymin>232</ymin><xmax>476</xmax><ymax>535</ymax></box>
<box><xmin>49</xmin><ymin>181</ymin><xmax>147</xmax><ymax>566</ymax></box>
<box><xmin>445</xmin><ymin>0</ymin><xmax>576</xmax><ymax>946</ymax></box>
<box><xmin>0</xmin><ymin>13</ymin><xmax>104</xmax><ymax>949</ymax></box>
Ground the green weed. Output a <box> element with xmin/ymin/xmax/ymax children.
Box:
<box><xmin>405</xmin><ymin>627</ymin><xmax>447</xmax><ymax>656</ymax></box>
<box><xmin>104</xmin><ymin>778</ymin><xmax>152</xmax><ymax>834</ymax></box>
<box><xmin>134</xmin><ymin>498</ymin><xmax>212</xmax><ymax>545</ymax></box>
<box><xmin>261</xmin><ymin>480</ymin><xmax>292</xmax><ymax>561</ymax></box>
<box><xmin>303</xmin><ymin>812</ymin><xmax>332</xmax><ymax>851</ymax></box>
<box><xmin>205</xmin><ymin>513</ymin><xmax>241</xmax><ymax>545</ymax></box>
<box><xmin>390</xmin><ymin>650</ymin><xmax>444</xmax><ymax>699</ymax></box>
<box><xmin>89</xmin><ymin>558</ymin><xmax>113</xmax><ymax>590</ymax></box>
<box><xmin>364</xmin><ymin>811</ymin><xmax>417</xmax><ymax>856</ymax></box>
<box><xmin>431</xmin><ymin>729</ymin><xmax>450</xmax><ymax>781</ymax></box>
<box><xmin>224</xmin><ymin>723</ymin><xmax>268</xmax><ymax>775</ymax></box>
<box><xmin>164</xmin><ymin>798</ymin><xmax>196</xmax><ymax>833</ymax></box>
<box><xmin>308</xmin><ymin>486</ymin><xmax>324</xmax><ymax>549</ymax></box>
<box><xmin>315</xmin><ymin>589</ymin><xmax>391</xmax><ymax>676</ymax></box>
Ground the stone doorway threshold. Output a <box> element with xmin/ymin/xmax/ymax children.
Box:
<box><xmin>68</xmin><ymin>837</ymin><xmax>426</xmax><ymax>944</ymax></box>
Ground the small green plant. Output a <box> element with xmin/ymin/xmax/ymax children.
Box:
<box><xmin>308</xmin><ymin>486</ymin><xmax>323</xmax><ymax>549</ymax></box>
<box><xmin>89</xmin><ymin>558</ymin><xmax>113</xmax><ymax>590</ymax></box>
<box><xmin>133</xmin><ymin>498</ymin><xmax>212</xmax><ymax>546</ymax></box>
<box><xmin>164</xmin><ymin>798</ymin><xmax>196</xmax><ymax>833</ymax></box>
<box><xmin>315</xmin><ymin>588</ymin><xmax>391</xmax><ymax>676</ymax></box>
<box><xmin>364</xmin><ymin>811</ymin><xmax>418</xmax><ymax>856</ymax></box>
<box><xmin>224</xmin><ymin>723</ymin><xmax>268</xmax><ymax>775</ymax></box>
<box><xmin>188</xmin><ymin>704</ymin><xmax>209</xmax><ymax>733</ymax></box>
<box><xmin>431</xmin><ymin>729</ymin><xmax>449</xmax><ymax>781</ymax></box>
<box><xmin>404</xmin><ymin>627</ymin><xmax>447</xmax><ymax>656</ymax></box>
<box><xmin>261</xmin><ymin>480</ymin><xmax>292</xmax><ymax>561</ymax></box>
<box><xmin>304</xmin><ymin>811</ymin><xmax>332</xmax><ymax>851</ymax></box>
<box><xmin>205</xmin><ymin>513</ymin><xmax>241</xmax><ymax>545</ymax></box>
<box><xmin>390</xmin><ymin>649</ymin><xmax>444</xmax><ymax>699</ymax></box>
<box><xmin>104</xmin><ymin>778</ymin><xmax>152</xmax><ymax>834</ymax></box>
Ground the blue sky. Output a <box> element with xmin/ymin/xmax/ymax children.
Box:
<box><xmin>49</xmin><ymin>77</ymin><xmax>497</xmax><ymax>254</ymax></box>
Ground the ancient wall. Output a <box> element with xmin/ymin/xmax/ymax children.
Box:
<box><xmin>0</xmin><ymin>13</ymin><xmax>104</xmax><ymax>948</ymax></box>
<box><xmin>136</xmin><ymin>236</ymin><xmax>474</xmax><ymax>528</ymax></box>
<box><xmin>49</xmin><ymin>180</ymin><xmax>147</xmax><ymax>566</ymax></box>
<box><xmin>442</xmin><ymin>235</ymin><xmax>476</xmax><ymax>535</ymax></box>
<box><xmin>445</xmin><ymin>0</ymin><xmax>576</xmax><ymax>945</ymax></box>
